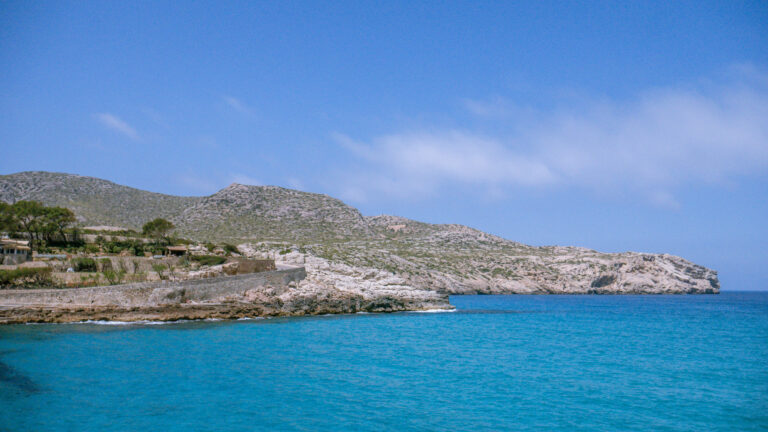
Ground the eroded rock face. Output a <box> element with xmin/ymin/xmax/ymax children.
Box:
<box><xmin>240</xmin><ymin>234</ymin><xmax>719</xmax><ymax>297</ymax></box>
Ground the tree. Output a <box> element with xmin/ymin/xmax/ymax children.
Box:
<box><xmin>142</xmin><ymin>218</ymin><xmax>175</xmax><ymax>243</ymax></box>
<box><xmin>0</xmin><ymin>202</ymin><xmax>19</xmax><ymax>234</ymax></box>
<box><xmin>1</xmin><ymin>201</ymin><xmax>78</xmax><ymax>250</ymax></box>
<box><xmin>42</xmin><ymin>207</ymin><xmax>76</xmax><ymax>243</ymax></box>
<box><xmin>11</xmin><ymin>201</ymin><xmax>47</xmax><ymax>248</ymax></box>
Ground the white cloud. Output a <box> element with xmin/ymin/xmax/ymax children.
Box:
<box><xmin>648</xmin><ymin>190</ymin><xmax>681</xmax><ymax>211</ymax></box>
<box><xmin>174</xmin><ymin>173</ymin><xmax>260</xmax><ymax>195</ymax></box>
<box><xmin>94</xmin><ymin>113</ymin><xmax>139</xmax><ymax>140</ymax></box>
<box><xmin>287</xmin><ymin>177</ymin><xmax>305</xmax><ymax>190</ymax></box>
<box><xmin>223</xmin><ymin>96</ymin><xmax>255</xmax><ymax>116</ymax></box>
<box><xmin>142</xmin><ymin>108</ymin><xmax>170</xmax><ymax>129</ymax></box>
<box><xmin>335</xmin><ymin>68</ymin><xmax>768</xmax><ymax>206</ymax></box>
<box><xmin>336</xmin><ymin>131</ymin><xmax>554</xmax><ymax>190</ymax></box>
<box><xmin>463</xmin><ymin>96</ymin><xmax>522</xmax><ymax>118</ymax></box>
<box><xmin>231</xmin><ymin>173</ymin><xmax>261</xmax><ymax>186</ymax></box>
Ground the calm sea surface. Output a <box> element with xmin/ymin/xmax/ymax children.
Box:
<box><xmin>1</xmin><ymin>293</ymin><xmax>767</xmax><ymax>431</ymax></box>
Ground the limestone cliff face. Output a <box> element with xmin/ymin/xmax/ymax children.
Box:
<box><xmin>361</xmin><ymin>215</ymin><xmax>719</xmax><ymax>294</ymax></box>
<box><xmin>411</xmin><ymin>252</ymin><xmax>719</xmax><ymax>295</ymax></box>
<box><xmin>245</xmin><ymin>244</ymin><xmax>718</xmax><ymax>296</ymax></box>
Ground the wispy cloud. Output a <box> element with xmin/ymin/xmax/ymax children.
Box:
<box><xmin>334</xmin><ymin>67</ymin><xmax>768</xmax><ymax>207</ymax></box>
<box><xmin>335</xmin><ymin>131</ymin><xmax>554</xmax><ymax>190</ymax></box>
<box><xmin>223</xmin><ymin>96</ymin><xmax>255</xmax><ymax>116</ymax></box>
<box><xmin>94</xmin><ymin>113</ymin><xmax>139</xmax><ymax>140</ymax></box>
<box><xmin>463</xmin><ymin>96</ymin><xmax>520</xmax><ymax>118</ymax></box>
<box><xmin>231</xmin><ymin>173</ymin><xmax>261</xmax><ymax>186</ymax></box>
<box><xmin>174</xmin><ymin>172</ymin><xmax>261</xmax><ymax>195</ymax></box>
<box><xmin>287</xmin><ymin>177</ymin><xmax>305</xmax><ymax>191</ymax></box>
<box><xmin>142</xmin><ymin>108</ymin><xmax>170</xmax><ymax>129</ymax></box>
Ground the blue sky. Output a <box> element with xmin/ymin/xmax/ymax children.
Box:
<box><xmin>1</xmin><ymin>1</ymin><xmax>767</xmax><ymax>289</ymax></box>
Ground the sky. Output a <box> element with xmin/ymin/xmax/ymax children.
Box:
<box><xmin>1</xmin><ymin>1</ymin><xmax>767</xmax><ymax>290</ymax></box>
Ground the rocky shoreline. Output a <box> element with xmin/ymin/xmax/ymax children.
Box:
<box><xmin>0</xmin><ymin>245</ymin><xmax>720</xmax><ymax>324</ymax></box>
<box><xmin>0</xmin><ymin>298</ymin><xmax>453</xmax><ymax>325</ymax></box>
<box><xmin>0</xmin><ymin>242</ymin><xmax>721</xmax><ymax>325</ymax></box>
<box><xmin>0</xmin><ymin>172</ymin><xmax>721</xmax><ymax>325</ymax></box>
<box><xmin>0</xmin><ymin>266</ymin><xmax>453</xmax><ymax>324</ymax></box>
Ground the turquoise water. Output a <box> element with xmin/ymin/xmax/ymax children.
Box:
<box><xmin>1</xmin><ymin>293</ymin><xmax>767</xmax><ymax>431</ymax></box>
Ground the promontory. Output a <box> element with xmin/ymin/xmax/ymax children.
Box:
<box><xmin>0</xmin><ymin>171</ymin><xmax>719</xmax><ymax>323</ymax></box>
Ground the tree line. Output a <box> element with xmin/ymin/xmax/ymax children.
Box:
<box><xmin>1</xmin><ymin>200</ymin><xmax>179</xmax><ymax>251</ymax></box>
<box><xmin>0</xmin><ymin>201</ymin><xmax>76</xmax><ymax>249</ymax></box>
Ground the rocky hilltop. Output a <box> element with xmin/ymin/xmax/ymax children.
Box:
<box><xmin>0</xmin><ymin>171</ymin><xmax>719</xmax><ymax>297</ymax></box>
<box><xmin>177</xmin><ymin>183</ymin><xmax>371</xmax><ymax>242</ymax></box>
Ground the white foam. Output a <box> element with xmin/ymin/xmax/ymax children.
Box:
<box><xmin>75</xmin><ymin>320</ymin><xmax>178</xmax><ymax>326</ymax></box>
<box><xmin>410</xmin><ymin>308</ymin><xmax>457</xmax><ymax>313</ymax></box>
<box><xmin>236</xmin><ymin>317</ymin><xmax>265</xmax><ymax>321</ymax></box>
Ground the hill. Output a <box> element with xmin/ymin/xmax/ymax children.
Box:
<box><xmin>0</xmin><ymin>171</ymin><xmax>196</xmax><ymax>229</ymax></box>
<box><xmin>0</xmin><ymin>171</ymin><xmax>719</xmax><ymax>294</ymax></box>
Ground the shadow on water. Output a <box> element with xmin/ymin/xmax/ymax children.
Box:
<box><xmin>0</xmin><ymin>359</ymin><xmax>39</xmax><ymax>393</ymax></box>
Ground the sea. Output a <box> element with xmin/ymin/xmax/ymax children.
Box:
<box><xmin>1</xmin><ymin>292</ymin><xmax>767</xmax><ymax>431</ymax></box>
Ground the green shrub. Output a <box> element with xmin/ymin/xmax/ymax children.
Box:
<box><xmin>105</xmin><ymin>243</ymin><xmax>123</xmax><ymax>254</ymax></box>
<box><xmin>99</xmin><ymin>258</ymin><xmax>113</xmax><ymax>272</ymax></box>
<box><xmin>72</xmin><ymin>257</ymin><xmax>97</xmax><ymax>272</ymax></box>
<box><xmin>222</xmin><ymin>244</ymin><xmax>239</xmax><ymax>255</ymax></box>
<box><xmin>190</xmin><ymin>255</ymin><xmax>226</xmax><ymax>266</ymax></box>
<box><xmin>151</xmin><ymin>264</ymin><xmax>167</xmax><ymax>280</ymax></box>
<box><xmin>0</xmin><ymin>267</ymin><xmax>54</xmax><ymax>288</ymax></box>
<box><xmin>103</xmin><ymin>269</ymin><xmax>126</xmax><ymax>285</ymax></box>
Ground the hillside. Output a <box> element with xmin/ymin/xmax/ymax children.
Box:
<box><xmin>0</xmin><ymin>171</ymin><xmax>196</xmax><ymax>229</ymax></box>
<box><xmin>0</xmin><ymin>172</ymin><xmax>370</xmax><ymax>242</ymax></box>
<box><xmin>0</xmin><ymin>171</ymin><xmax>719</xmax><ymax>294</ymax></box>
<box><xmin>176</xmin><ymin>183</ymin><xmax>371</xmax><ymax>242</ymax></box>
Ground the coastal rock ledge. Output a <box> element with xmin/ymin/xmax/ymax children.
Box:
<box><xmin>0</xmin><ymin>267</ymin><xmax>453</xmax><ymax>324</ymax></box>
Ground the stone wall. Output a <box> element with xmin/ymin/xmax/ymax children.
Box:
<box><xmin>227</xmin><ymin>257</ymin><xmax>276</xmax><ymax>274</ymax></box>
<box><xmin>0</xmin><ymin>267</ymin><xmax>306</xmax><ymax>308</ymax></box>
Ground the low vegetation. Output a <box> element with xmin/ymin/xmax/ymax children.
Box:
<box><xmin>190</xmin><ymin>255</ymin><xmax>226</xmax><ymax>266</ymax></box>
<box><xmin>72</xmin><ymin>257</ymin><xmax>97</xmax><ymax>272</ymax></box>
<box><xmin>0</xmin><ymin>267</ymin><xmax>54</xmax><ymax>289</ymax></box>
